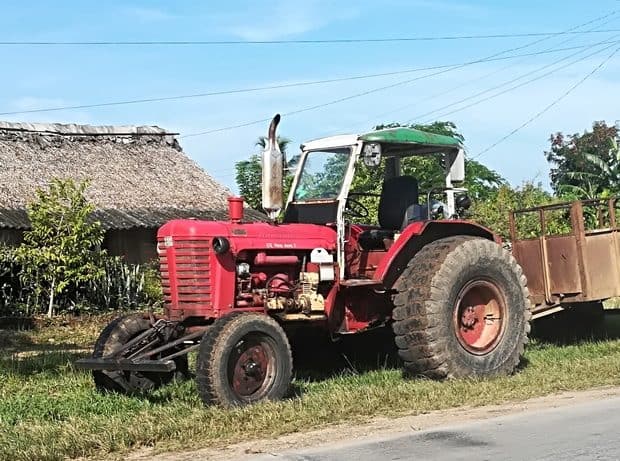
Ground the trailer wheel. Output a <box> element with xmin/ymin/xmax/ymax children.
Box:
<box><xmin>392</xmin><ymin>236</ymin><xmax>531</xmax><ymax>379</ymax></box>
<box><xmin>196</xmin><ymin>312</ymin><xmax>292</xmax><ymax>407</ymax></box>
<box><xmin>92</xmin><ymin>315</ymin><xmax>188</xmax><ymax>394</ymax></box>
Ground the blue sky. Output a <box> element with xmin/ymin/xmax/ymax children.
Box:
<box><xmin>1</xmin><ymin>0</ymin><xmax>619</xmax><ymax>192</ymax></box>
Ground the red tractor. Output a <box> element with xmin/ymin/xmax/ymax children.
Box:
<box><xmin>77</xmin><ymin>115</ymin><xmax>531</xmax><ymax>407</ymax></box>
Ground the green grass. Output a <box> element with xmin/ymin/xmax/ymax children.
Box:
<box><xmin>1</xmin><ymin>315</ymin><xmax>620</xmax><ymax>461</ymax></box>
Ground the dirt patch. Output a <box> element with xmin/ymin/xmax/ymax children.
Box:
<box><xmin>127</xmin><ymin>386</ymin><xmax>620</xmax><ymax>461</ymax></box>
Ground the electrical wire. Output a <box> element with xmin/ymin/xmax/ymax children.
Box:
<box><xmin>409</xmin><ymin>33</ymin><xmax>620</xmax><ymax>124</ymax></box>
<box><xmin>3</xmin><ymin>29</ymin><xmax>620</xmax><ymax>46</ymax></box>
<box><xmin>425</xmin><ymin>38</ymin><xmax>620</xmax><ymax>122</ymax></box>
<box><xmin>179</xmin><ymin>38</ymin><xmax>620</xmax><ymax>139</ymax></box>
<box><xmin>473</xmin><ymin>46</ymin><xmax>620</xmax><ymax>159</ymax></box>
<box><xmin>3</xmin><ymin>41</ymin><xmax>616</xmax><ymax>117</ymax></box>
<box><xmin>354</xmin><ymin>11</ymin><xmax>620</xmax><ymax>130</ymax></box>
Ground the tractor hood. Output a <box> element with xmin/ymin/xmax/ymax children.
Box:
<box><xmin>158</xmin><ymin>219</ymin><xmax>337</xmax><ymax>253</ymax></box>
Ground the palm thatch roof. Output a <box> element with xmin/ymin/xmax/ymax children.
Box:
<box><xmin>0</xmin><ymin>121</ymin><xmax>262</xmax><ymax>229</ymax></box>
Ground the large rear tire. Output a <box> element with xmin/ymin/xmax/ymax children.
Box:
<box><xmin>392</xmin><ymin>236</ymin><xmax>531</xmax><ymax>379</ymax></box>
<box><xmin>92</xmin><ymin>315</ymin><xmax>188</xmax><ymax>394</ymax></box>
<box><xmin>196</xmin><ymin>312</ymin><xmax>293</xmax><ymax>407</ymax></box>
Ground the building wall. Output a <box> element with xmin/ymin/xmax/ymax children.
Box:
<box><xmin>1</xmin><ymin>227</ymin><xmax>158</xmax><ymax>264</ymax></box>
<box><xmin>0</xmin><ymin>229</ymin><xmax>23</xmax><ymax>246</ymax></box>
<box><xmin>103</xmin><ymin>228</ymin><xmax>158</xmax><ymax>264</ymax></box>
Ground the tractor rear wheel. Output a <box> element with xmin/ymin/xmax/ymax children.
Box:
<box><xmin>92</xmin><ymin>315</ymin><xmax>188</xmax><ymax>394</ymax></box>
<box><xmin>392</xmin><ymin>236</ymin><xmax>531</xmax><ymax>379</ymax></box>
<box><xmin>196</xmin><ymin>312</ymin><xmax>293</xmax><ymax>407</ymax></box>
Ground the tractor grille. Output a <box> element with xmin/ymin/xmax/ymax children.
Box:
<box><xmin>158</xmin><ymin>238</ymin><xmax>212</xmax><ymax>309</ymax></box>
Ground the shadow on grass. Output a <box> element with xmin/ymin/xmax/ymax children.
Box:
<box><xmin>531</xmin><ymin>311</ymin><xmax>620</xmax><ymax>346</ymax></box>
<box><xmin>289</xmin><ymin>326</ymin><xmax>400</xmax><ymax>382</ymax></box>
<box><xmin>0</xmin><ymin>329</ymin><xmax>34</xmax><ymax>349</ymax></box>
<box><xmin>0</xmin><ymin>350</ymin><xmax>90</xmax><ymax>377</ymax></box>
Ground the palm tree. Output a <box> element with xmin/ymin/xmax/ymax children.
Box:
<box><xmin>255</xmin><ymin>135</ymin><xmax>291</xmax><ymax>156</ymax></box>
<box><xmin>561</xmin><ymin>136</ymin><xmax>620</xmax><ymax>200</ymax></box>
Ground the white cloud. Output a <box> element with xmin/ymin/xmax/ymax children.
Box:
<box><xmin>121</xmin><ymin>6</ymin><xmax>174</xmax><ymax>23</ymax></box>
<box><xmin>220</xmin><ymin>1</ymin><xmax>357</xmax><ymax>41</ymax></box>
<box><xmin>382</xmin><ymin>0</ymin><xmax>489</xmax><ymax>16</ymax></box>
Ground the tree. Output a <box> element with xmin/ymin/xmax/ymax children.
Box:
<box><xmin>469</xmin><ymin>182</ymin><xmax>555</xmax><ymax>240</ymax></box>
<box><xmin>235</xmin><ymin>136</ymin><xmax>292</xmax><ymax>210</ymax></box>
<box><xmin>373</xmin><ymin>121</ymin><xmax>505</xmax><ymax>198</ymax></box>
<box><xmin>546</xmin><ymin>121</ymin><xmax>620</xmax><ymax>199</ymax></box>
<box><xmin>350</xmin><ymin>121</ymin><xmax>506</xmax><ymax>222</ymax></box>
<box><xmin>15</xmin><ymin>179</ymin><xmax>105</xmax><ymax>317</ymax></box>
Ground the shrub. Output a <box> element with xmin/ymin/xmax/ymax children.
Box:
<box><xmin>80</xmin><ymin>257</ymin><xmax>162</xmax><ymax>311</ymax></box>
<box><xmin>15</xmin><ymin>179</ymin><xmax>105</xmax><ymax>317</ymax></box>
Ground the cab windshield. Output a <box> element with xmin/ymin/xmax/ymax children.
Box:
<box><xmin>293</xmin><ymin>148</ymin><xmax>351</xmax><ymax>201</ymax></box>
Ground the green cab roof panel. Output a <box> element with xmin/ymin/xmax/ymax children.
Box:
<box><xmin>359</xmin><ymin>127</ymin><xmax>461</xmax><ymax>148</ymax></box>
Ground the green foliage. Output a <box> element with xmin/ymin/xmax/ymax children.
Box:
<box><xmin>351</xmin><ymin>121</ymin><xmax>505</xmax><ymax>223</ymax></box>
<box><xmin>235</xmin><ymin>136</ymin><xmax>293</xmax><ymax>210</ymax></box>
<box><xmin>468</xmin><ymin>182</ymin><xmax>567</xmax><ymax>240</ymax></box>
<box><xmin>15</xmin><ymin>179</ymin><xmax>105</xmax><ymax>317</ymax></box>
<box><xmin>82</xmin><ymin>257</ymin><xmax>160</xmax><ymax>311</ymax></box>
<box><xmin>0</xmin><ymin>245</ymin><xmax>27</xmax><ymax>316</ymax></box>
<box><xmin>235</xmin><ymin>154</ymin><xmax>263</xmax><ymax>210</ymax></box>
<box><xmin>546</xmin><ymin>121</ymin><xmax>620</xmax><ymax>199</ymax></box>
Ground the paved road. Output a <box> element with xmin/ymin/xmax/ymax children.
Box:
<box><xmin>249</xmin><ymin>396</ymin><xmax>620</xmax><ymax>461</ymax></box>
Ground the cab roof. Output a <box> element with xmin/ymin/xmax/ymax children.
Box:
<box><xmin>301</xmin><ymin>127</ymin><xmax>462</xmax><ymax>155</ymax></box>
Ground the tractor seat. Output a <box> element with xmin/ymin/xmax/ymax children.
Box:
<box><xmin>357</xmin><ymin>176</ymin><xmax>421</xmax><ymax>250</ymax></box>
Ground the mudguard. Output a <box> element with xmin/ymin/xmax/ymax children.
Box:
<box><xmin>373</xmin><ymin>220</ymin><xmax>497</xmax><ymax>288</ymax></box>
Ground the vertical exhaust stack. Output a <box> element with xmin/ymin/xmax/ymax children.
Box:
<box><xmin>262</xmin><ymin>114</ymin><xmax>284</xmax><ymax>220</ymax></box>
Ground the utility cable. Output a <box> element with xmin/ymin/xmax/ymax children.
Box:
<box><xmin>2</xmin><ymin>41</ymin><xmax>616</xmax><ymax>117</ymax></box>
<box><xmin>2</xmin><ymin>29</ymin><xmax>620</xmax><ymax>46</ymax></box>
<box><xmin>355</xmin><ymin>11</ymin><xmax>619</xmax><ymax>129</ymax></box>
<box><xmin>473</xmin><ymin>46</ymin><xmax>620</xmax><ymax>159</ymax></box>
<box><xmin>425</xmin><ymin>38</ymin><xmax>620</xmax><ymax>122</ymax></box>
<box><xmin>179</xmin><ymin>38</ymin><xmax>620</xmax><ymax>139</ymax></box>
<box><xmin>409</xmin><ymin>32</ymin><xmax>620</xmax><ymax>124</ymax></box>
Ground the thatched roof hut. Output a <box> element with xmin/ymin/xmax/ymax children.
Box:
<box><xmin>0</xmin><ymin>121</ymin><xmax>260</xmax><ymax>262</ymax></box>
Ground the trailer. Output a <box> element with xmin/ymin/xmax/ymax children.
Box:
<box><xmin>510</xmin><ymin>198</ymin><xmax>619</xmax><ymax>321</ymax></box>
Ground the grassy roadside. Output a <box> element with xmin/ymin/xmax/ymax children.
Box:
<box><xmin>1</xmin><ymin>315</ymin><xmax>620</xmax><ymax>461</ymax></box>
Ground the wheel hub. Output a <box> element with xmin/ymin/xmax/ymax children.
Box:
<box><xmin>454</xmin><ymin>280</ymin><xmax>506</xmax><ymax>355</ymax></box>
<box><xmin>460</xmin><ymin>306</ymin><xmax>478</xmax><ymax>328</ymax></box>
<box><xmin>231</xmin><ymin>341</ymin><xmax>273</xmax><ymax>397</ymax></box>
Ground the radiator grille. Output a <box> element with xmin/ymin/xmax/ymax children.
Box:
<box><xmin>158</xmin><ymin>238</ymin><xmax>211</xmax><ymax>308</ymax></box>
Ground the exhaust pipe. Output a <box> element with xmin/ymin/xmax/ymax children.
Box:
<box><xmin>262</xmin><ymin>114</ymin><xmax>284</xmax><ymax>220</ymax></box>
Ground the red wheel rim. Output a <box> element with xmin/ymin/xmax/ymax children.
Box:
<box><xmin>453</xmin><ymin>280</ymin><xmax>506</xmax><ymax>355</ymax></box>
<box><xmin>228</xmin><ymin>333</ymin><xmax>276</xmax><ymax>400</ymax></box>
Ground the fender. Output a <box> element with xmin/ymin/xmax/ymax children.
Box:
<box><xmin>373</xmin><ymin>220</ymin><xmax>498</xmax><ymax>288</ymax></box>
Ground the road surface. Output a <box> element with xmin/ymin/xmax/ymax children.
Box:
<box><xmin>248</xmin><ymin>395</ymin><xmax>620</xmax><ymax>461</ymax></box>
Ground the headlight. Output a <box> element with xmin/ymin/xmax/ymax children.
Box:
<box><xmin>236</xmin><ymin>262</ymin><xmax>251</xmax><ymax>278</ymax></box>
<box><xmin>212</xmin><ymin>236</ymin><xmax>230</xmax><ymax>254</ymax></box>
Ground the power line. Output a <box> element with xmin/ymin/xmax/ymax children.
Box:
<box><xmin>354</xmin><ymin>11</ymin><xmax>620</xmax><ymax>130</ymax></box>
<box><xmin>409</xmin><ymin>33</ymin><xmax>620</xmax><ymax>124</ymax></box>
<box><xmin>180</xmin><ymin>39</ymin><xmax>620</xmax><ymax>139</ymax></box>
<box><xmin>3</xmin><ymin>41</ymin><xmax>616</xmax><ymax>117</ymax></box>
<box><xmin>473</xmin><ymin>46</ymin><xmax>620</xmax><ymax>159</ymax></box>
<box><xmin>3</xmin><ymin>29</ymin><xmax>620</xmax><ymax>46</ymax></box>
<box><xmin>425</xmin><ymin>38</ymin><xmax>620</xmax><ymax>122</ymax></box>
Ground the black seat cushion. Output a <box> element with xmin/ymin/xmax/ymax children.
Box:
<box><xmin>357</xmin><ymin>229</ymin><xmax>395</xmax><ymax>250</ymax></box>
<box><xmin>378</xmin><ymin>176</ymin><xmax>419</xmax><ymax>230</ymax></box>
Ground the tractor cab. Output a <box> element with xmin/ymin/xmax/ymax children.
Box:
<box><xmin>285</xmin><ymin>128</ymin><xmax>467</xmax><ymax>224</ymax></box>
<box><xmin>282</xmin><ymin>127</ymin><xmax>469</xmax><ymax>278</ymax></box>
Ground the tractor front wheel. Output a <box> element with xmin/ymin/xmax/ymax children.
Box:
<box><xmin>92</xmin><ymin>315</ymin><xmax>188</xmax><ymax>394</ymax></box>
<box><xmin>392</xmin><ymin>236</ymin><xmax>531</xmax><ymax>379</ymax></box>
<box><xmin>196</xmin><ymin>312</ymin><xmax>293</xmax><ymax>407</ymax></box>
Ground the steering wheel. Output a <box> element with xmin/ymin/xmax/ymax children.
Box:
<box><xmin>345</xmin><ymin>197</ymin><xmax>369</xmax><ymax>219</ymax></box>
